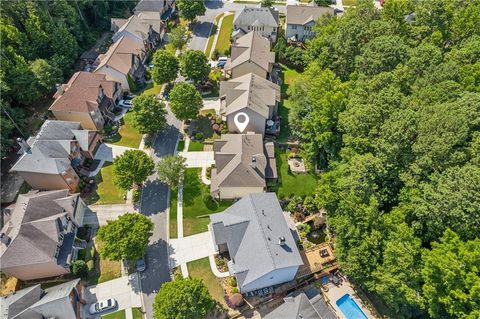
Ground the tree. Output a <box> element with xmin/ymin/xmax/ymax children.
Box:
<box><xmin>113</xmin><ymin>150</ymin><xmax>155</xmax><ymax>190</ymax></box>
<box><xmin>29</xmin><ymin>59</ymin><xmax>63</xmax><ymax>92</ymax></box>
<box><xmin>422</xmin><ymin>229</ymin><xmax>480</xmax><ymax>319</ymax></box>
<box><xmin>153</xmin><ymin>276</ymin><xmax>215</xmax><ymax>319</ymax></box>
<box><xmin>96</xmin><ymin>213</ymin><xmax>154</xmax><ymax>261</ymax></box>
<box><xmin>71</xmin><ymin>260</ymin><xmax>88</xmax><ymax>278</ymax></box>
<box><xmin>261</xmin><ymin>0</ymin><xmax>273</xmax><ymax>7</ymax></box>
<box><xmin>169</xmin><ymin>26</ymin><xmax>188</xmax><ymax>49</ymax></box>
<box><xmin>169</xmin><ymin>82</ymin><xmax>203</xmax><ymax>120</ymax></box>
<box><xmin>131</xmin><ymin>93</ymin><xmax>167</xmax><ymax>134</ymax></box>
<box><xmin>152</xmin><ymin>50</ymin><xmax>179</xmax><ymax>84</ymax></box>
<box><xmin>156</xmin><ymin>155</ymin><xmax>187</xmax><ymax>188</ymax></box>
<box><xmin>176</xmin><ymin>0</ymin><xmax>206</xmax><ymax>22</ymax></box>
<box><xmin>179</xmin><ymin>50</ymin><xmax>210</xmax><ymax>83</ymax></box>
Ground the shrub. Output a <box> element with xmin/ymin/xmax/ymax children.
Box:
<box><xmin>228</xmin><ymin>277</ymin><xmax>237</xmax><ymax>287</ymax></box>
<box><xmin>294</xmin><ymin>211</ymin><xmax>306</xmax><ymax>222</ymax></box>
<box><xmin>287</xmin><ymin>196</ymin><xmax>303</xmax><ymax>213</ymax></box>
<box><xmin>133</xmin><ymin>189</ymin><xmax>141</xmax><ymax>203</ymax></box>
<box><xmin>231</xmin><ymin>287</ymin><xmax>239</xmax><ymax>294</ymax></box>
<box><xmin>195</xmin><ymin>132</ymin><xmax>204</xmax><ymax>140</ymax></box>
<box><xmin>212</xmin><ymin>49</ymin><xmax>219</xmax><ymax>60</ymax></box>
<box><xmin>206</xmin><ymin>166</ymin><xmax>212</xmax><ymax>179</ymax></box>
<box><xmin>86</xmin><ymin>260</ymin><xmax>95</xmax><ymax>272</ymax></box>
<box><xmin>71</xmin><ymin>260</ymin><xmax>88</xmax><ymax>278</ymax></box>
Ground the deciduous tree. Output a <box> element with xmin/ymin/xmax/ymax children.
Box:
<box><xmin>156</xmin><ymin>155</ymin><xmax>187</xmax><ymax>188</ymax></box>
<box><xmin>179</xmin><ymin>50</ymin><xmax>210</xmax><ymax>83</ymax></box>
<box><xmin>176</xmin><ymin>0</ymin><xmax>206</xmax><ymax>22</ymax></box>
<box><xmin>113</xmin><ymin>150</ymin><xmax>155</xmax><ymax>190</ymax></box>
<box><xmin>131</xmin><ymin>93</ymin><xmax>167</xmax><ymax>134</ymax></box>
<box><xmin>169</xmin><ymin>26</ymin><xmax>188</xmax><ymax>49</ymax></box>
<box><xmin>169</xmin><ymin>82</ymin><xmax>203</xmax><ymax>120</ymax></box>
<box><xmin>152</xmin><ymin>50</ymin><xmax>179</xmax><ymax>84</ymax></box>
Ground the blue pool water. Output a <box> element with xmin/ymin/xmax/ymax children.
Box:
<box><xmin>336</xmin><ymin>294</ymin><xmax>368</xmax><ymax>319</ymax></box>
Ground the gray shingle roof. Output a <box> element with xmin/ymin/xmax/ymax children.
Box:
<box><xmin>0</xmin><ymin>190</ymin><xmax>79</xmax><ymax>270</ymax></box>
<box><xmin>210</xmin><ymin>134</ymin><xmax>277</xmax><ymax>194</ymax></box>
<box><xmin>264</xmin><ymin>291</ymin><xmax>337</xmax><ymax>319</ymax></box>
<box><xmin>286</xmin><ymin>5</ymin><xmax>334</xmax><ymax>25</ymax></box>
<box><xmin>210</xmin><ymin>193</ymin><xmax>303</xmax><ymax>290</ymax></box>
<box><xmin>219</xmin><ymin>73</ymin><xmax>280</xmax><ymax>118</ymax></box>
<box><xmin>234</xmin><ymin>7</ymin><xmax>279</xmax><ymax>28</ymax></box>
<box><xmin>225</xmin><ymin>32</ymin><xmax>275</xmax><ymax>73</ymax></box>
<box><xmin>0</xmin><ymin>285</ymin><xmax>42</xmax><ymax>319</ymax></box>
<box><xmin>134</xmin><ymin>0</ymin><xmax>174</xmax><ymax>13</ymax></box>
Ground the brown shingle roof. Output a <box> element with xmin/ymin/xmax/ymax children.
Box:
<box><xmin>286</xmin><ymin>5</ymin><xmax>334</xmax><ymax>25</ymax></box>
<box><xmin>95</xmin><ymin>36</ymin><xmax>145</xmax><ymax>75</ymax></box>
<box><xmin>225</xmin><ymin>32</ymin><xmax>275</xmax><ymax>73</ymax></box>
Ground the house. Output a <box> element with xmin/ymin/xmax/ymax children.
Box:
<box><xmin>225</xmin><ymin>32</ymin><xmax>275</xmax><ymax>80</ymax></box>
<box><xmin>94</xmin><ymin>35</ymin><xmax>146</xmax><ymax>92</ymax></box>
<box><xmin>285</xmin><ymin>5</ymin><xmax>335</xmax><ymax>42</ymax></box>
<box><xmin>49</xmin><ymin>72</ymin><xmax>123</xmax><ymax>131</ymax></box>
<box><xmin>133</xmin><ymin>0</ymin><xmax>176</xmax><ymax>21</ymax></box>
<box><xmin>264</xmin><ymin>290</ymin><xmax>337</xmax><ymax>319</ymax></box>
<box><xmin>0</xmin><ymin>279</ymin><xmax>86</xmax><ymax>319</ymax></box>
<box><xmin>10</xmin><ymin>120</ymin><xmax>102</xmax><ymax>191</ymax></box>
<box><xmin>209</xmin><ymin>193</ymin><xmax>303</xmax><ymax>293</ymax></box>
<box><xmin>210</xmin><ymin>133</ymin><xmax>277</xmax><ymax>200</ymax></box>
<box><xmin>233</xmin><ymin>7</ymin><xmax>279</xmax><ymax>42</ymax></box>
<box><xmin>111</xmin><ymin>12</ymin><xmax>166</xmax><ymax>51</ymax></box>
<box><xmin>0</xmin><ymin>190</ymin><xmax>86</xmax><ymax>281</ymax></box>
<box><xmin>220</xmin><ymin>72</ymin><xmax>280</xmax><ymax>136</ymax></box>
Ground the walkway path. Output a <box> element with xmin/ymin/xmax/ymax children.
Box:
<box><xmin>201</xmin><ymin>166</ymin><xmax>211</xmax><ymax>185</ymax></box>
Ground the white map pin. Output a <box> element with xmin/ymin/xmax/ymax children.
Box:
<box><xmin>234</xmin><ymin>112</ymin><xmax>250</xmax><ymax>133</ymax></box>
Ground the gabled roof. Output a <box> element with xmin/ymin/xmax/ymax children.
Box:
<box><xmin>0</xmin><ymin>285</ymin><xmax>42</xmax><ymax>319</ymax></box>
<box><xmin>95</xmin><ymin>36</ymin><xmax>144</xmax><ymax>75</ymax></box>
<box><xmin>264</xmin><ymin>291</ymin><xmax>337</xmax><ymax>319</ymax></box>
<box><xmin>225</xmin><ymin>32</ymin><xmax>275</xmax><ymax>73</ymax></box>
<box><xmin>10</xmin><ymin>120</ymin><xmax>95</xmax><ymax>175</ymax></box>
<box><xmin>49</xmin><ymin>71</ymin><xmax>119</xmax><ymax>113</ymax></box>
<box><xmin>0</xmin><ymin>190</ymin><xmax>79</xmax><ymax>270</ymax></box>
<box><xmin>286</xmin><ymin>5</ymin><xmax>335</xmax><ymax>25</ymax></box>
<box><xmin>220</xmin><ymin>72</ymin><xmax>280</xmax><ymax>118</ymax></box>
<box><xmin>134</xmin><ymin>0</ymin><xmax>174</xmax><ymax>13</ymax></box>
<box><xmin>113</xmin><ymin>12</ymin><xmax>164</xmax><ymax>42</ymax></box>
<box><xmin>210</xmin><ymin>193</ymin><xmax>303</xmax><ymax>289</ymax></box>
<box><xmin>234</xmin><ymin>7</ymin><xmax>279</xmax><ymax>28</ymax></box>
<box><xmin>211</xmin><ymin>134</ymin><xmax>277</xmax><ymax>193</ymax></box>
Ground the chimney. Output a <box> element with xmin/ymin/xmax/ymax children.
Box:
<box><xmin>16</xmin><ymin>138</ymin><xmax>31</xmax><ymax>154</ymax></box>
<box><xmin>279</xmin><ymin>236</ymin><xmax>286</xmax><ymax>246</ymax></box>
<box><xmin>251</xmin><ymin>156</ymin><xmax>257</xmax><ymax>169</ymax></box>
<box><xmin>0</xmin><ymin>233</ymin><xmax>11</xmax><ymax>246</ymax></box>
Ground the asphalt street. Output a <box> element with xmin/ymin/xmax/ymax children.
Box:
<box><xmin>138</xmin><ymin>107</ymin><xmax>181</xmax><ymax>319</ymax></box>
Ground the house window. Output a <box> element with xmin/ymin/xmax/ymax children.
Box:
<box><xmin>292</xmin><ymin>25</ymin><xmax>297</xmax><ymax>30</ymax></box>
<box><xmin>54</xmin><ymin>245</ymin><xmax>60</xmax><ymax>258</ymax></box>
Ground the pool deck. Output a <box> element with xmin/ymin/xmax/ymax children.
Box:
<box><xmin>322</xmin><ymin>280</ymin><xmax>375</xmax><ymax>319</ymax></box>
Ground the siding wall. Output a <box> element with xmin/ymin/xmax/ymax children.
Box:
<box><xmin>240</xmin><ymin>265</ymin><xmax>300</xmax><ymax>292</ymax></box>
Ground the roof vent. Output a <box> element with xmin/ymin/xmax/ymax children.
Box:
<box><xmin>251</xmin><ymin>156</ymin><xmax>257</xmax><ymax>169</ymax></box>
<box><xmin>279</xmin><ymin>236</ymin><xmax>286</xmax><ymax>246</ymax></box>
<box><xmin>16</xmin><ymin>138</ymin><xmax>31</xmax><ymax>154</ymax></box>
<box><xmin>0</xmin><ymin>233</ymin><xmax>11</xmax><ymax>246</ymax></box>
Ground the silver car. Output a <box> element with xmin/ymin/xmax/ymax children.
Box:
<box><xmin>89</xmin><ymin>298</ymin><xmax>117</xmax><ymax>315</ymax></box>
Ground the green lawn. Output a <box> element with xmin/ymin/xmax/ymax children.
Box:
<box><xmin>86</xmin><ymin>240</ymin><xmax>122</xmax><ymax>286</ymax></box>
<box><xmin>84</xmin><ymin>164</ymin><xmax>126</xmax><ymax>205</ymax></box>
<box><xmin>278</xmin><ymin>64</ymin><xmax>301</xmax><ymax>142</ymax></box>
<box><xmin>183</xmin><ymin>168</ymin><xmax>232</xmax><ymax>236</ymax></box>
<box><xmin>144</xmin><ymin>82</ymin><xmax>162</xmax><ymax>96</ymax></box>
<box><xmin>273</xmin><ymin>148</ymin><xmax>319</xmax><ymax>198</ymax></box>
<box><xmin>205</xmin><ymin>13</ymin><xmax>223</xmax><ymax>57</ymax></box>
<box><xmin>188</xmin><ymin>141</ymin><xmax>204</xmax><ymax>152</ymax></box>
<box><xmin>132</xmin><ymin>308</ymin><xmax>143</xmax><ymax>319</ymax></box>
<box><xmin>169</xmin><ymin>187</ymin><xmax>178</xmax><ymax>239</ymax></box>
<box><xmin>101</xmin><ymin>310</ymin><xmax>126</xmax><ymax>319</ymax></box>
<box><xmin>110</xmin><ymin>112</ymin><xmax>143</xmax><ymax>148</ymax></box>
<box><xmin>343</xmin><ymin>0</ymin><xmax>357</xmax><ymax>6</ymax></box>
<box><xmin>187</xmin><ymin>257</ymin><xmax>226</xmax><ymax>307</ymax></box>
<box><xmin>214</xmin><ymin>14</ymin><xmax>234</xmax><ymax>55</ymax></box>
<box><xmin>177</xmin><ymin>140</ymin><xmax>185</xmax><ymax>152</ymax></box>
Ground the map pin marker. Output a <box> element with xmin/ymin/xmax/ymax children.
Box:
<box><xmin>234</xmin><ymin>112</ymin><xmax>250</xmax><ymax>133</ymax></box>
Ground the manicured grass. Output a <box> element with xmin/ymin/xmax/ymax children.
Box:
<box><xmin>278</xmin><ymin>64</ymin><xmax>301</xmax><ymax>142</ymax></box>
<box><xmin>214</xmin><ymin>14</ymin><xmax>234</xmax><ymax>55</ymax></box>
<box><xmin>177</xmin><ymin>140</ymin><xmax>185</xmax><ymax>152</ymax></box>
<box><xmin>183</xmin><ymin>168</ymin><xmax>232</xmax><ymax>236</ymax></box>
<box><xmin>85</xmin><ymin>164</ymin><xmax>126</xmax><ymax>205</ymax></box>
<box><xmin>169</xmin><ymin>187</ymin><xmax>178</xmax><ymax>239</ymax></box>
<box><xmin>188</xmin><ymin>141</ymin><xmax>204</xmax><ymax>152</ymax></box>
<box><xmin>87</xmin><ymin>240</ymin><xmax>122</xmax><ymax>285</ymax></box>
<box><xmin>343</xmin><ymin>0</ymin><xmax>357</xmax><ymax>6</ymax></box>
<box><xmin>144</xmin><ymin>82</ymin><xmax>162</xmax><ymax>96</ymax></box>
<box><xmin>110</xmin><ymin>112</ymin><xmax>143</xmax><ymax>148</ymax></box>
<box><xmin>273</xmin><ymin>148</ymin><xmax>319</xmax><ymax>198</ymax></box>
<box><xmin>187</xmin><ymin>257</ymin><xmax>226</xmax><ymax>307</ymax></box>
<box><xmin>101</xmin><ymin>309</ymin><xmax>126</xmax><ymax>319</ymax></box>
<box><xmin>132</xmin><ymin>308</ymin><xmax>143</xmax><ymax>319</ymax></box>
<box><xmin>205</xmin><ymin>13</ymin><xmax>223</xmax><ymax>57</ymax></box>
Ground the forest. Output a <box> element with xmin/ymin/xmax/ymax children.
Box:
<box><xmin>287</xmin><ymin>0</ymin><xmax>480</xmax><ymax>318</ymax></box>
<box><xmin>0</xmin><ymin>0</ymin><xmax>136</xmax><ymax>157</ymax></box>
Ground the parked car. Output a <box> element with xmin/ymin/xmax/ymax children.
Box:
<box><xmin>217</xmin><ymin>56</ymin><xmax>228</xmax><ymax>68</ymax></box>
<box><xmin>118</xmin><ymin>99</ymin><xmax>133</xmax><ymax>108</ymax></box>
<box><xmin>89</xmin><ymin>298</ymin><xmax>117</xmax><ymax>315</ymax></box>
<box><xmin>123</xmin><ymin>94</ymin><xmax>136</xmax><ymax>100</ymax></box>
<box><xmin>136</xmin><ymin>257</ymin><xmax>146</xmax><ymax>272</ymax></box>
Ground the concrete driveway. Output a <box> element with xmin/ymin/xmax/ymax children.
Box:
<box><xmin>178</xmin><ymin>151</ymin><xmax>214</xmax><ymax>167</ymax></box>
<box><xmin>82</xmin><ymin>274</ymin><xmax>142</xmax><ymax>319</ymax></box>
<box><xmin>202</xmin><ymin>97</ymin><xmax>220</xmax><ymax>114</ymax></box>
<box><xmin>94</xmin><ymin>143</ymin><xmax>140</xmax><ymax>162</ymax></box>
<box><xmin>169</xmin><ymin>232</ymin><xmax>216</xmax><ymax>267</ymax></box>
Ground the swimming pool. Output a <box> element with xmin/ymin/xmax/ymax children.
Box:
<box><xmin>336</xmin><ymin>293</ymin><xmax>368</xmax><ymax>319</ymax></box>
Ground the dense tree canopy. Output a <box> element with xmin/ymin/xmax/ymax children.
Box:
<box><xmin>131</xmin><ymin>93</ymin><xmax>167</xmax><ymax>134</ymax></box>
<box><xmin>169</xmin><ymin>82</ymin><xmax>203</xmax><ymax>120</ymax></box>
<box><xmin>97</xmin><ymin>213</ymin><xmax>154</xmax><ymax>261</ymax></box>
<box><xmin>179</xmin><ymin>50</ymin><xmax>210</xmax><ymax>83</ymax></box>
<box><xmin>156</xmin><ymin>155</ymin><xmax>187</xmax><ymax>188</ymax></box>
<box><xmin>288</xmin><ymin>0</ymin><xmax>480</xmax><ymax>318</ymax></box>
<box><xmin>176</xmin><ymin>0</ymin><xmax>206</xmax><ymax>22</ymax></box>
<box><xmin>153</xmin><ymin>276</ymin><xmax>215</xmax><ymax>319</ymax></box>
<box><xmin>152</xmin><ymin>50</ymin><xmax>179</xmax><ymax>84</ymax></box>
<box><xmin>113</xmin><ymin>150</ymin><xmax>155</xmax><ymax>190</ymax></box>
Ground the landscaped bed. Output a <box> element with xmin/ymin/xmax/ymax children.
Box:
<box><xmin>183</xmin><ymin>168</ymin><xmax>231</xmax><ymax>236</ymax></box>
<box><xmin>109</xmin><ymin>112</ymin><xmax>143</xmax><ymax>149</ymax></box>
<box><xmin>187</xmin><ymin>257</ymin><xmax>227</xmax><ymax>307</ymax></box>
<box><xmin>84</xmin><ymin>164</ymin><xmax>126</xmax><ymax>205</ymax></box>
<box><xmin>274</xmin><ymin>148</ymin><xmax>318</xmax><ymax>198</ymax></box>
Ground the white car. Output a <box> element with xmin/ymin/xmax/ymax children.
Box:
<box><xmin>118</xmin><ymin>99</ymin><xmax>133</xmax><ymax>108</ymax></box>
<box><xmin>89</xmin><ymin>298</ymin><xmax>117</xmax><ymax>315</ymax></box>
